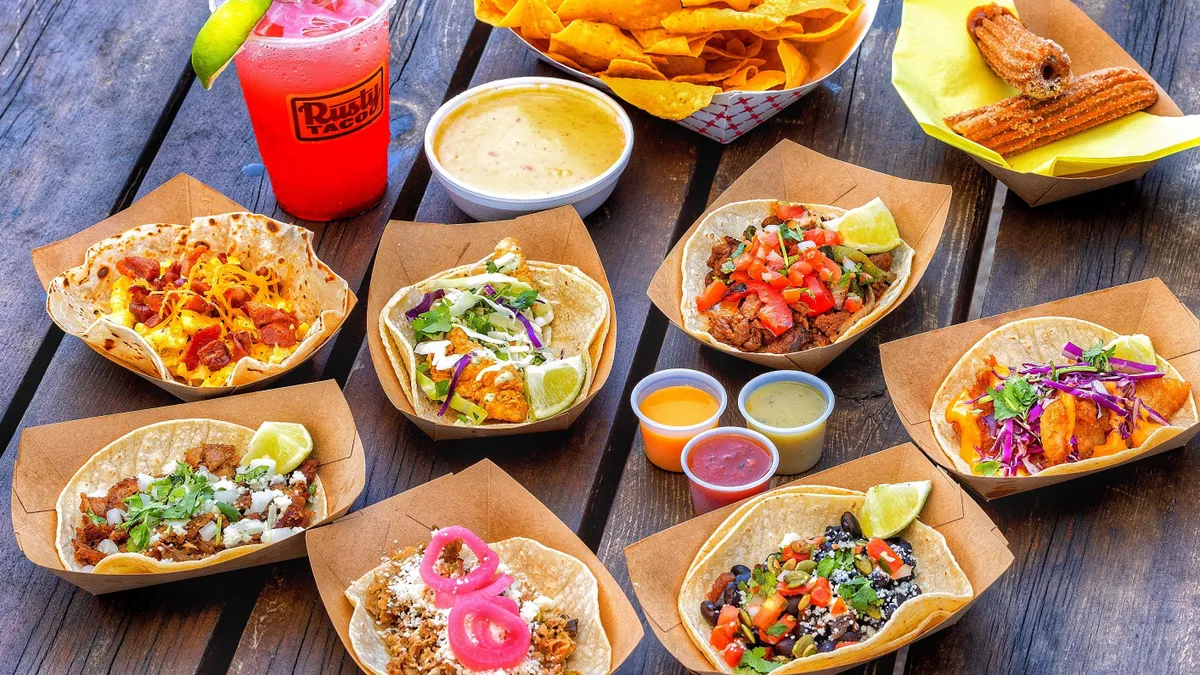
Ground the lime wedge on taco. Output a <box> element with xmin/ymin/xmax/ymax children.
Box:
<box><xmin>1106</xmin><ymin>333</ymin><xmax>1157</xmax><ymax>365</ymax></box>
<box><xmin>243</xmin><ymin>421</ymin><xmax>313</xmax><ymax>474</ymax></box>
<box><xmin>859</xmin><ymin>480</ymin><xmax>931</xmax><ymax>538</ymax></box>
<box><xmin>192</xmin><ymin>0</ymin><xmax>272</xmax><ymax>89</ymax></box>
<box><xmin>526</xmin><ymin>356</ymin><xmax>587</xmax><ymax>421</ymax></box>
<box><xmin>825</xmin><ymin>197</ymin><xmax>903</xmax><ymax>254</ymax></box>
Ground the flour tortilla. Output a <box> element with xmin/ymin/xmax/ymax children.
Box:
<box><xmin>345</xmin><ymin>536</ymin><xmax>613</xmax><ymax>675</ymax></box>
<box><xmin>680</xmin><ymin>200</ymin><xmax>914</xmax><ymax>355</ymax></box>
<box><xmin>54</xmin><ymin>419</ymin><xmax>327</xmax><ymax>574</ymax></box>
<box><xmin>931</xmin><ymin>316</ymin><xmax>1199</xmax><ymax>477</ymax></box>
<box><xmin>379</xmin><ymin>248</ymin><xmax>610</xmax><ymax>427</ymax></box>
<box><xmin>46</xmin><ymin>212</ymin><xmax>352</xmax><ymax>388</ymax></box>
<box><xmin>678</xmin><ymin>486</ymin><xmax>972</xmax><ymax>673</ymax></box>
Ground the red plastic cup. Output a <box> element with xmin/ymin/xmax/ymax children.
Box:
<box><xmin>681</xmin><ymin>427</ymin><xmax>779</xmax><ymax>515</ymax></box>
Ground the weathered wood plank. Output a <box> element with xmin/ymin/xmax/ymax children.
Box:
<box><xmin>593</xmin><ymin>1</ymin><xmax>997</xmax><ymax>672</ymax></box>
<box><xmin>905</xmin><ymin>0</ymin><xmax>1200</xmax><ymax>671</ymax></box>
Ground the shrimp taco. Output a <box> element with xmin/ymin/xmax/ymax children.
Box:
<box><xmin>681</xmin><ymin>199</ymin><xmax>913</xmax><ymax>355</ymax></box>
<box><xmin>345</xmin><ymin>525</ymin><xmax>612</xmax><ymax>674</ymax></box>
<box><xmin>678</xmin><ymin>485</ymin><xmax>972</xmax><ymax>673</ymax></box>
<box><xmin>57</xmin><ymin>419</ymin><xmax>326</xmax><ymax>574</ymax></box>
<box><xmin>46</xmin><ymin>212</ymin><xmax>352</xmax><ymax>389</ymax></box>
<box><xmin>933</xmin><ymin>317</ymin><xmax>1197</xmax><ymax>477</ymax></box>
<box><xmin>379</xmin><ymin>238</ymin><xmax>609</xmax><ymax>426</ymax></box>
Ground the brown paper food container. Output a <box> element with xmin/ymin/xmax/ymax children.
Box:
<box><xmin>306</xmin><ymin>458</ymin><xmax>643</xmax><ymax>674</ymax></box>
<box><xmin>624</xmin><ymin>443</ymin><xmax>1011</xmax><ymax>674</ymax></box>
<box><xmin>11</xmin><ymin>379</ymin><xmax>365</xmax><ymax>594</ymax></box>
<box><xmin>880</xmin><ymin>278</ymin><xmax>1200</xmax><ymax>500</ymax></box>
<box><xmin>366</xmin><ymin>207</ymin><xmax>617</xmax><ymax>440</ymax></box>
<box><xmin>962</xmin><ymin>0</ymin><xmax>1184</xmax><ymax>206</ymax></box>
<box><xmin>648</xmin><ymin>140</ymin><xmax>951</xmax><ymax>371</ymax></box>
<box><xmin>30</xmin><ymin>174</ymin><xmax>357</xmax><ymax>402</ymax></box>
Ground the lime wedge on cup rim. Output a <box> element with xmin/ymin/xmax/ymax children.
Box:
<box><xmin>192</xmin><ymin>0</ymin><xmax>272</xmax><ymax>90</ymax></box>
<box><xmin>859</xmin><ymin>480</ymin><xmax>932</xmax><ymax>538</ymax></box>
<box><xmin>525</xmin><ymin>357</ymin><xmax>587</xmax><ymax>421</ymax></box>
<box><xmin>242</xmin><ymin>421</ymin><xmax>313</xmax><ymax>474</ymax></box>
<box><xmin>824</xmin><ymin>197</ymin><xmax>903</xmax><ymax>254</ymax></box>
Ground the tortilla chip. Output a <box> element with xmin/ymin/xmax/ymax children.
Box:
<box><xmin>652</xmin><ymin>54</ymin><xmax>710</xmax><ymax>78</ymax></box>
<box><xmin>600</xmin><ymin>76</ymin><xmax>720</xmax><ymax>120</ymax></box>
<box><xmin>549</xmin><ymin>20</ymin><xmax>652</xmax><ymax>72</ymax></box>
<box><xmin>556</xmin><ymin>0</ymin><xmax>681</xmax><ymax>30</ymax></box>
<box><xmin>503</xmin><ymin>0</ymin><xmax>565</xmax><ymax>40</ymax></box>
<box><xmin>777</xmin><ymin>39</ymin><xmax>809</xmax><ymax>88</ymax></box>
<box><xmin>663</xmin><ymin>8</ymin><xmax>780</xmax><ymax>34</ymax></box>
<box><xmin>730</xmin><ymin>69</ymin><xmax>786</xmax><ymax>91</ymax></box>
<box><xmin>632</xmin><ymin>29</ymin><xmax>714</xmax><ymax>57</ymax></box>
<box><xmin>605</xmin><ymin>58</ymin><xmax>667</xmax><ymax>80</ymax></box>
<box><xmin>684</xmin><ymin>0</ymin><xmax>756</xmax><ymax>9</ymax></box>
<box><xmin>545</xmin><ymin>51</ymin><xmax>592</xmax><ymax>73</ymax></box>
<box><xmin>768</xmin><ymin>4</ymin><xmax>864</xmax><ymax>41</ymax></box>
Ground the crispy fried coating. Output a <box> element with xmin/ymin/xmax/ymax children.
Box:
<box><xmin>968</xmin><ymin>4</ymin><xmax>1071</xmax><ymax>99</ymax></box>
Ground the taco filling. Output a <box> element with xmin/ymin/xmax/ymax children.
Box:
<box><xmin>70</xmin><ymin>438</ymin><xmax>319</xmax><ymax>571</ymax></box>
<box><xmin>354</xmin><ymin>526</ymin><xmax>580</xmax><ymax>674</ymax></box>
<box><xmin>945</xmin><ymin>337</ymin><xmax>1192</xmax><ymax>476</ymax></box>
<box><xmin>698</xmin><ymin>511</ymin><xmax>920</xmax><ymax>670</ymax></box>
<box><xmin>103</xmin><ymin>245</ymin><xmax>307</xmax><ymax>386</ymax></box>
<box><xmin>694</xmin><ymin>201</ymin><xmax>900</xmax><ymax>353</ymax></box>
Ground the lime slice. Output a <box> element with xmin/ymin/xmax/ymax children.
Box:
<box><xmin>859</xmin><ymin>480</ymin><xmax>932</xmax><ymax>538</ymax></box>
<box><xmin>1106</xmin><ymin>334</ymin><xmax>1157</xmax><ymax>366</ymax></box>
<box><xmin>242</xmin><ymin>421</ymin><xmax>313</xmax><ymax>474</ymax></box>
<box><xmin>525</xmin><ymin>356</ymin><xmax>587</xmax><ymax>421</ymax></box>
<box><xmin>825</xmin><ymin>198</ymin><xmax>903</xmax><ymax>254</ymax></box>
<box><xmin>192</xmin><ymin>0</ymin><xmax>272</xmax><ymax>90</ymax></box>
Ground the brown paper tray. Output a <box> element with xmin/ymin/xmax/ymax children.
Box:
<box><xmin>12</xmin><ymin>380</ymin><xmax>366</xmax><ymax>594</ymax></box>
<box><xmin>306</xmin><ymin>458</ymin><xmax>643</xmax><ymax>674</ymax></box>
<box><xmin>880</xmin><ymin>278</ymin><xmax>1200</xmax><ymax>500</ymax></box>
<box><xmin>366</xmin><ymin>207</ymin><xmax>617</xmax><ymax>440</ymax></box>
<box><xmin>30</xmin><ymin>174</ymin><xmax>357</xmax><ymax>402</ymax></box>
<box><xmin>649</xmin><ymin>140</ymin><xmax>952</xmax><ymax>371</ymax></box>
<box><xmin>624</xmin><ymin>443</ymin><xmax>1012</xmax><ymax>674</ymax></box>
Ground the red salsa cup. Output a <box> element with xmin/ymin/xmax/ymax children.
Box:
<box><xmin>681</xmin><ymin>427</ymin><xmax>779</xmax><ymax>515</ymax></box>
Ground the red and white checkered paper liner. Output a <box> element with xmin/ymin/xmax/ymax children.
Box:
<box><xmin>508</xmin><ymin>0</ymin><xmax>878</xmax><ymax>144</ymax></box>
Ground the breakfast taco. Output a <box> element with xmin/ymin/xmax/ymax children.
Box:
<box><xmin>379</xmin><ymin>237</ymin><xmax>610</xmax><ymax>426</ymax></box>
<box><xmin>345</xmin><ymin>525</ymin><xmax>612</xmax><ymax>674</ymax></box>
<box><xmin>57</xmin><ymin>419</ymin><xmax>325</xmax><ymax>574</ymax></box>
<box><xmin>46</xmin><ymin>212</ymin><xmax>352</xmax><ymax>388</ymax></box>
<box><xmin>678</xmin><ymin>485</ymin><xmax>972</xmax><ymax>673</ymax></box>
<box><xmin>680</xmin><ymin>199</ymin><xmax>913</xmax><ymax>355</ymax></box>
<box><xmin>933</xmin><ymin>317</ymin><xmax>1197</xmax><ymax>477</ymax></box>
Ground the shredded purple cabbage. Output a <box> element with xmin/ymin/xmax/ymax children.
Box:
<box><xmin>437</xmin><ymin>356</ymin><xmax>471</xmax><ymax>416</ymax></box>
<box><xmin>405</xmin><ymin>290</ymin><xmax>445</xmax><ymax>320</ymax></box>
<box><xmin>513</xmin><ymin>312</ymin><xmax>543</xmax><ymax>348</ymax></box>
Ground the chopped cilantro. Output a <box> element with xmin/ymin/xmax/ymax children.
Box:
<box><xmin>750</xmin><ymin>566</ymin><xmax>777</xmax><ymax>598</ymax></box>
<box><xmin>127</xmin><ymin>520</ymin><xmax>152</xmax><ymax>552</ymax></box>
<box><xmin>837</xmin><ymin>577</ymin><xmax>880</xmax><ymax>612</ymax></box>
<box><xmin>411</xmin><ymin>303</ymin><xmax>452</xmax><ymax>336</ymax></box>
<box><xmin>721</xmin><ymin>243</ymin><xmax>747</xmax><ymax>274</ymax></box>
<box><xmin>485</xmin><ymin>260</ymin><xmax>498</xmax><ymax>274</ymax></box>
<box><xmin>237</xmin><ymin>465</ymin><xmax>269</xmax><ymax>484</ymax></box>
<box><xmin>779</xmin><ymin>223</ymin><xmax>804</xmax><ymax>243</ymax></box>
<box><xmin>1082</xmin><ymin>340</ymin><xmax>1115</xmax><ymax>372</ymax></box>
<box><xmin>85</xmin><ymin>509</ymin><xmax>106</xmax><ymax>526</ymax></box>
<box><xmin>737</xmin><ymin>647</ymin><xmax>785</xmax><ymax>674</ymax></box>
<box><xmin>989</xmin><ymin>376</ymin><xmax>1037</xmax><ymax>422</ymax></box>
<box><xmin>816</xmin><ymin>555</ymin><xmax>836</xmax><ymax>578</ymax></box>
<box><xmin>216</xmin><ymin>501</ymin><xmax>241</xmax><ymax>523</ymax></box>
<box><xmin>766</xmin><ymin>622</ymin><xmax>791</xmax><ymax>637</ymax></box>
<box><xmin>506</xmin><ymin>289</ymin><xmax>539</xmax><ymax>311</ymax></box>
<box><xmin>976</xmin><ymin>460</ymin><xmax>1001</xmax><ymax>476</ymax></box>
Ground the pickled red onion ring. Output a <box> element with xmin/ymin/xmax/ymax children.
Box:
<box><xmin>419</xmin><ymin>526</ymin><xmax>499</xmax><ymax>608</ymax></box>
<box><xmin>437</xmin><ymin>572</ymin><xmax>514</xmax><ymax>608</ymax></box>
<box><xmin>487</xmin><ymin>594</ymin><xmax>520</xmax><ymax>615</ymax></box>
<box><xmin>447</xmin><ymin>596</ymin><xmax>531</xmax><ymax>670</ymax></box>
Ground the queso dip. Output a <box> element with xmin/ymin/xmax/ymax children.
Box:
<box><xmin>433</xmin><ymin>84</ymin><xmax>626</xmax><ymax>197</ymax></box>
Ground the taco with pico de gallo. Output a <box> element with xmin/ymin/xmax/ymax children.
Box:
<box><xmin>680</xmin><ymin>199</ymin><xmax>913</xmax><ymax>355</ymax></box>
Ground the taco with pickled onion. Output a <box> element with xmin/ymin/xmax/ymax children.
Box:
<box><xmin>56</xmin><ymin>419</ymin><xmax>326</xmax><ymax>574</ymax></box>
<box><xmin>932</xmin><ymin>317</ymin><xmax>1196</xmax><ymax>478</ymax></box>
<box><xmin>678</xmin><ymin>486</ymin><xmax>972</xmax><ymax>673</ymax></box>
<box><xmin>345</xmin><ymin>525</ymin><xmax>612</xmax><ymax>675</ymax></box>
<box><xmin>46</xmin><ymin>212</ymin><xmax>352</xmax><ymax>388</ymax></box>
<box><xmin>379</xmin><ymin>237</ymin><xmax>609</xmax><ymax>426</ymax></box>
<box><xmin>680</xmin><ymin>199</ymin><xmax>913</xmax><ymax>355</ymax></box>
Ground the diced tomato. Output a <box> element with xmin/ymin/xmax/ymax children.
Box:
<box><xmin>752</xmin><ymin>593</ymin><xmax>787</xmax><ymax>632</ymax></box>
<box><xmin>729</xmin><ymin>271</ymin><xmax>750</xmax><ymax>284</ymax></box>
<box><xmin>742</xmin><ymin>281</ymin><xmax>793</xmax><ymax>336</ymax></box>
<box><xmin>835</xmin><ymin>641</ymin><xmax>859</xmax><ymax>649</ymax></box>
<box><xmin>808</xmin><ymin>576</ymin><xmax>832</xmax><ymax>607</ymax></box>
<box><xmin>867</xmin><ymin>538</ymin><xmax>904</xmax><ymax>576</ymax></box>
<box><xmin>844</xmin><ymin>293</ymin><xmax>863</xmax><ymax>313</ymax></box>
<box><xmin>765</xmin><ymin>249</ymin><xmax>785</xmax><ymax>269</ymax></box>
<box><xmin>748</xmin><ymin>259</ymin><xmax>768</xmax><ymax>281</ymax></box>
<box><xmin>781</xmin><ymin>287</ymin><xmax>808</xmax><ymax>305</ymax></box>
<box><xmin>781</xmin><ymin>545</ymin><xmax>810</xmax><ymax>563</ymax></box>
<box><xmin>763</xmin><ymin>270</ymin><xmax>790</xmax><ymax>289</ymax></box>
<box><xmin>771</xmin><ymin>201</ymin><xmax>808</xmax><ymax>221</ymax></box>
<box><xmin>803</xmin><ymin>229</ymin><xmax>824</xmax><ymax>244</ymax></box>
<box><xmin>733</xmin><ymin>253</ymin><xmax>754</xmax><ymax>271</ymax></box>
<box><xmin>182</xmin><ymin>324</ymin><xmax>222</xmax><ymax>371</ymax></box>
<box><xmin>696</xmin><ymin>280</ymin><xmax>729</xmax><ymax>312</ymax></box>
<box><xmin>793</xmin><ymin>275</ymin><xmax>834</xmax><ymax>316</ymax></box>
<box><xmin>709</xmin><ymin>605</ymin><xmax>740</xmax><ymax>649</ymax></box>
<box><xmin>759</xmin><ymin>614</ymin><xmax>797</xmax><ymax>645</ymax></box>
<box><xmin>718</xmin><ymin>604</ymin><xmax>740</xmax><ymax>627</ymax></box>
<box><xmin>788</xmin><ymin>260</ymin><xmax>814</xmax><ymax>282</ymax></box>
<box><xmin>721</xmin><ymin>641</ymin><xmax>746</xmax><ymax>668</ymax></box>
<box><xmin>759</xmin><ymin>229</ymin><xmax>780</xmax><ymax>249</ymax></box>
<box><xmin>708</xmin><ymin>572</ymin><xmax>736</xmax><ymax>603</ymax></box>
<box><xmin>830</xmin><ymin>597</ymin><xmax>847</xmax><ymax>615</ymax></box>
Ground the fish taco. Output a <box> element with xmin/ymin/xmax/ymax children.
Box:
<box><xmin>681</xmin><ymin>199</ymin><xmax>913</xmax><ymax>356</ymax></box>
<box><xmin>345</xmin><ymin>525</ymin><xmax>612</xmax><ymax>674</ymax></box>
<box><xmin>56</xmin><ymin>419</ymin><xmax>326</xmax><ymax>574</ymax></box>
<box><xmin>933</xmin><ymin>317</ymin><xmax>1197</xmax><ymax>477</ymax></box>
<box><xmin>678</xmin><ymin>486</ymin><xmax>972</xmax><ymax>673</ymax></box>
<box><xmin>46</xmin><ymin>212</ymin><xmax>352</xmax><ymax>388</ymax></box>
<box><xmin>380</xmin><ymin>238</ymin><xmax>610</xmax><ymax>426</ymax></box>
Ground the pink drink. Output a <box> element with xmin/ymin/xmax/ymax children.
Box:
<box><xmin>226</xmin><ymin>0</ymin><xmax>393</xmax><ymax>221</ymax></box>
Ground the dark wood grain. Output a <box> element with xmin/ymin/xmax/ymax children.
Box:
<box><xmin>593</xmin><ymin>1</ymin><xmax>998</xmax><ymax>672</ymax></box>
<box><xmin>905</xmin><ymin>0</ymin><xmax>1200</xmax><ymax>671</ymax></box>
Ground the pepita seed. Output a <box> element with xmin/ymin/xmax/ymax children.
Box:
<box><xmin>801</xmin><ymin>644</ymin><xmax>818</xmax><ymax>658</ymax></box>
<box><xmin>739</xmin><ymin>609</ymin><xmax>752</xmax><ymax>627</ymax></box>
<box><xmin>798</xmin><ymin>594</ymin><xmax>811</xmax><ymax>611</ymax></box>
<box><xmin>854</xmin><ymin>557</ymin><xmax>873</xmax><ymax>576</ymax></box>
<box><xmin>782</xmin><ymin>558</ymin><xmax>797</xmax><ymax>571</ymax></box>
<box><xmin>740</xmin><ymin>624</ymin><xmax>756</xmax><ymax>642</ymax></box>
<box><xmin>792</xmin><ymin>634</ymin><xmax>815</xmax><ymax>658</ymax></box>
<box><xmin>797</xmin><ymin>560</ymin><xmax>817</xmax><ymax>573</ymax></box>
<box><xmin>866</xmin><ymin>605</ymin><xmax>882</xmax><ymax>620</ymax></box>
<box><xmin>790</xmin><ymin>540</ymin><xmax>806</xmax><ymax>554</ymax></box>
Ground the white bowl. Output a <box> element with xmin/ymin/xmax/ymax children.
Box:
<box><xmin>424</xmin><ymin>77</ymin><xmax>634</xmax><ymax>221</ymax></box>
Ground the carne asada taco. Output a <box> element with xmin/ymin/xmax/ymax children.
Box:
<box><xmin>681</xmin><ymin>199</ymin><xmax>913</xmax><ymax>355</ymax></box>
<box><xmin>933</xmin><ymin>317</ymin><xmax>1197</xmax><ymax>477</ymax></box>
<box><xmin>379</xmin><ymin>237</ymin><xmax>609</xmax><ymax>426</ymax></box>
<box><xmin>56</xmin><ymin>419</ymin><xmax>326</xmax><ymax>574</ymax></box>
<box><xmin>46</xmin><ymin>212</ymin><xmax>352</xmax><ymax>388</ymax></box>
<box><xmin>345</xmin><ymin>525</ymin><xmax>612</xmax><ymax>674</ymax></box>
<box><xmin>679</xmin><ymin>486</ymin><xmax>972</xmax><ymax>673</ymax></box>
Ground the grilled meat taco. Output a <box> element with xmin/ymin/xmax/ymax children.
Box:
<box><xmin>345</xmin><ymin>525</ymin><xmax>612</xmax><ymax>675</ymax></box>
<box><xmin>57</xmin><ymin>419</ymin><xmax>325</xmax><ymax>574</ymax></box>
<box><xmin>933</xmin><ymin>317</ymin><xmax>1197</xmax><ymax>477</ymax></box>
<box><xmin>679</xmin><ymin>486</ymin><xmax>972</xmax><ymax>673</ymax></box>
<box><xmin>681</xmin><ymin>200</ymin><xmax>913</xmax><ymax>355</ymax></box>
<box><xmin>46</xmin><ymin>212</ymin><xmax>352</xmax><ymax>388</ymax></box>
<box><xmin>379</xmin><ymin>238</ymin><xmax>609</xmax><ymax>426</ymax></box>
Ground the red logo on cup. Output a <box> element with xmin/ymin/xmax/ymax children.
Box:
<box><xmin>289</xmin><ymin>67</ymin><xmax>386</xmax><ymax>142</ymax></box>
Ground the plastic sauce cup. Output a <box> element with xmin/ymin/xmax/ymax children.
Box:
<box><xmin>681</xmin><ymin>427</ymin><xmax>779</xmax><ymax>515</ymax></box>
<box><xmin>631</xmin><ymin>369</ymin><xmax>727</xmax><ymax>472</ymax></box>
<box><xmin>738</xmin><ymin>371</ymin><xmax>835</xmax><ymax>475</ymax></box>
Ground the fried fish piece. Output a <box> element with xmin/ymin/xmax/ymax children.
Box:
<box><xmin>967</xmin><ymin>4</ymin><xmax>1071</xmax><ymax>99</ymax></box>
<box><xmin>1136</xmin><ymin>377</ymin><xmax>1192</xmax><ymax>420</ymax></box>
<box><xmin>1040</xmin><ymin>396</ymin><xmax>1108</xmax><ymax>466</ymax></box>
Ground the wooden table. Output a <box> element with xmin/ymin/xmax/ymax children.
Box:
<box><xmin>1</xmin><ymin>0</ymin><xmax>1196</xmax><ymax>672</ymax></box>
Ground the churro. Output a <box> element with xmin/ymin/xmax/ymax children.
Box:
<box><xmin>944</xmin><ymin>67</ymin><xmax>1157</xmax><ymax>157</ymax></box>
<box><xmin>968</xmin><ymin>4</ymin><xmax>1072</xmax><ymax>99</ymax></box>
